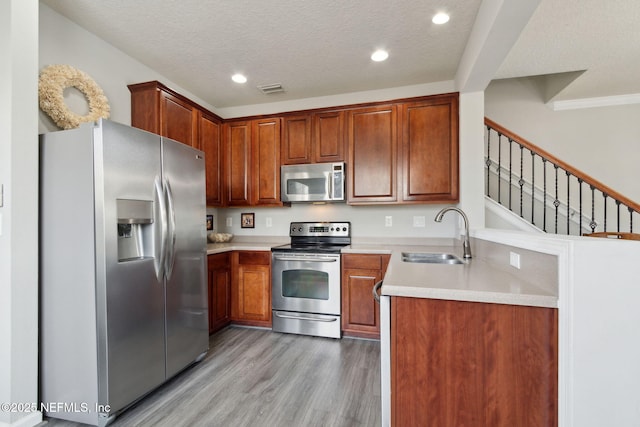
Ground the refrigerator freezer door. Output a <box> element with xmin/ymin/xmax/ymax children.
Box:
<box><xmin>97</xmin><ymin>121</ymin><xmax>166</xmax><ymax>413</ymax></box>
<box><xmin>161</xmin><ymin>138</ymin><xmax>209</xmax><ymax>378</ymax></box>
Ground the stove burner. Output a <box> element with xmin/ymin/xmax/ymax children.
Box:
<box><xmin>271</xmin><ymin>221</ymin><xmax>351</xmax><ymax>254</ymax></box>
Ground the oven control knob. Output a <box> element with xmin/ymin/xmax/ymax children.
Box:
<box><xmin>342</xmin><ymin>227</ymin><xmax>347</xmax><ymax>231</ymax></box>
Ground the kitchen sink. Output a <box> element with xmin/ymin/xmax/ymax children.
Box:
<box><xmin>401</xmin><ymin>252</ymin><xmax>464</xmax><ymax>265</ymax></box>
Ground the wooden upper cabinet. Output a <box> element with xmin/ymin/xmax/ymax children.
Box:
<box><xmin>281</xmin><ymin>111</ymin><xmax>345</xmax><ymax>165</ymax></box>
<box><xmin>252</xmin><ymin>118</ymin><xmax>282</xmax><ymax>206</ymax></box>
<box><xmin>400</xmin><ymin>94</ymin><xmax>459</xmax><ymax>203</ymax></box>
<box><xmin>313</xmin><ymin>110</ymin><xmax>345</xmax><ymax>163</ymax></box>
<box><xmin>129</xmin><ymin>82</ymin><xmax>160</xmax><ymax>133</ymax></box>
<box><xmin>223</xmin><ymin>118</ymin><xmax>283</xmax><ymax>207</ymax></box>
<box><xmin>128</xmin><ymin>81</ymin><xmax>199</xmax><ymax>147</ymax></box>
<box><xmin>347</xmin><ymin>105</ymin><xmax>398</xmax><ymax>204</ymax></box>
<box><xmin>199</xmin><ymin>112</ymin><xmax>223</xmax><ymax>206</ymax></box>
<box><xmin>223</xmin><ymin>121</ymin><xmax>252</xmax><ymax>206</ymax></box>
<box><xmin>282</xmin><ymin>115</ymin><xmax>312</xmax><ymax>164</ymax></box>
<box><xmin>161</xmin><ymin>93</ymin><xmax>197</xmax><ymax>147</ymax></box>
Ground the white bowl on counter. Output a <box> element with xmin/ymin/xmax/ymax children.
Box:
<box><xmin>207</xmin><ymin>232</ymin><xmax>233</xmax><ymax>243</ymax></box>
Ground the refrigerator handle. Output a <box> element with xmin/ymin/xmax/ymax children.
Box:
<box><xmin>154</xmin><ymin>176</ymin><xmax>168</xmax><ymax>281</ymax></box>
<box><xmin>164</xmin><ymin>178</ymin><xmax>177</xmax><ymax>281</ymax></box>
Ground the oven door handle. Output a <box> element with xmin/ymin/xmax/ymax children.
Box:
<box><xmin>274</xmin><ymin>311</ymin><xmax>338</xmax><ymax>322</ymax></box>
<box><xmin>273</xmin><ymin>255</ymin><xmax>338</xmax><ymax>263</ymax></box>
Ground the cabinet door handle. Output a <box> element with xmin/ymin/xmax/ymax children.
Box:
<box><xmin>373</xmin><ymin>280</ymin><xmax>383</xmax><ymax>303</ymax></box>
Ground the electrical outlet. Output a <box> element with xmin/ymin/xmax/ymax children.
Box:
<box><xmin>413</xmin><ymin>216</ymin><xmax>426</xmax><ymax>227</ymax></box>
<box><xmin>510</xmin><ymin>251</ymin><xmax>521</xmax><ymax>269</ymax></box>
<box><xmin>226</xmin><ymin>217</ymin><xmax>232</xmax><ymax>227</ymax></box>
<box><xmin>266</xmin><ymin>217</ymin><xmax>272</xmax><ymax>228</ymax></box>
<box><xmin>385</xmin><ymin>216</ymin><xmax>392</xmax><ymax>227</ymax></box>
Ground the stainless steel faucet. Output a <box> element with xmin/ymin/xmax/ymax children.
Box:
<box><xmin>434</xmin><ymin>207</ymin><xmax>472</xmax><ymax>259</ymax></box>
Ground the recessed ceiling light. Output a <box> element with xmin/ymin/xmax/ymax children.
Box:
<box><xmin>371</xmin><ymin>49</ymin><xmax>389</xmax><ymax>62</ymax></box>
<box><xmin>432</xmin><ymin>12</ymin><xmax>450</xmax><ymax>25</ymax></box>
<box><xmin>231</xmin><ymin>73</ymin><xmax>247</xmax><ymax>84</ymax></box>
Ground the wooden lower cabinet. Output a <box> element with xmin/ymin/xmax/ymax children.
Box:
<box><xmin>391</xmin><ymin>297</ymin><xmax>558</xmax><ymax>427</ymax></box>
<box><xmin>341</xmin><ymin>253</ymin><xmax>390</xmax><ymax>339</ymax></box>
<box><xmin>207</xmin><ymin>253</ymin><xmax>231</xmax><ymax>334</ymax></box>
<box><xmin>230</xmin><ymin>251</ymin><xmax>272</xmax><ymax>327</ymax></box>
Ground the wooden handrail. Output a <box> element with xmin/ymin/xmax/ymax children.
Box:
<box><xmin>485</xmin><ymin>118</ymin><xmax>640</xmax><ymax>214</ymax></box>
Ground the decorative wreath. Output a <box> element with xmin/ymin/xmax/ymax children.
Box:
<box><xmin>38</xmin><ymin>64</ymin><xmax>110</xmax><ymax>130</ymax></box>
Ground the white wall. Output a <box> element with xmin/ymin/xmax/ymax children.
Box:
<box><xmin>568</xmin><ymin>237</ymin><xmax>640</xmax><ymax>426</ymax></box>
<box><xmin>38</xmin><ymin>4</ymin><xmax>218</xmax><ymax>133</ymax></box>
<box><xmin>213</xmin><ymin>204</ymin><xmax>461</xmax><ymax>239</ymax></box>
<box><xmin>485</xmin><ymin>78</ymin><xmax>640</xmax><ymax>203</ymax></box>
<box><xmin>0</xmin><ymin>1</ymin><xmax>41</xmax><ymax>426</ymax></box>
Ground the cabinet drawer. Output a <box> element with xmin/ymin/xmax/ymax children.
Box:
<box><xmin>343</xmin><ymin>254</ymin><xmax>384</xmax><ymax>270</ymax></box>
<box><xmin>238</xmin><ymin>251</ymin><xmax>270</xmax><ymax>265</ymax></box>
<box><xmin>208</xmin><ymin>252</ymin><xmax>230</xmax><ymax>268</ymax></box>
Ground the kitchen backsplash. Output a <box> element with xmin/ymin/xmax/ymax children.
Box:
<box><xmin>207</xmin><ymin>203</ymin><xmax>462</xmax><ymax>239</ymax></box>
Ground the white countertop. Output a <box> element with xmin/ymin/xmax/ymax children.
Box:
<box><xmin>206</xmin><ymin>236</ymin><xmax>287</xmax><ymax>254</ymax></box>
<box><xmin>347</xmin><ymin>236</ymin><xmax>558</xmax><ymax>308</ymax></box>
<box><xmin>206</xmin><ymin>234</ymin><xmax>559</xmax><ymax>308</ymax></box>
<box><xmin>381</xmin><ymin>245</ymin><xmax>557</xmax><ymax>308</ymax></box>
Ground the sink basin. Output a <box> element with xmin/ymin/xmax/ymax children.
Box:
<box><xmin>401</xmin><ymin>252</ymin><xmax>464</xmax><ymax>265</ymax></box>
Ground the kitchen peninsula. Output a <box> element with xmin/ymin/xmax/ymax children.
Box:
<box><xmin>209</xmin><ymin>227</ymin><xmax>640</xmax><ymax>427</ymax></box>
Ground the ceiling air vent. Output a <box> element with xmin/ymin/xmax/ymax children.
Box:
<box><xmin>257</xmin><ymin>83</ymin><xmax>285</xmax><ymax>95</ymax></box>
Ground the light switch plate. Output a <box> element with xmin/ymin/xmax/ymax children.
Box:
<box><xmin>510</xmin><ymin>251</ymin><xmax>521</xmax><ymax>269</ymax></box>
<box><xmin>266</xmin><ymin>217</ymin><xmax>272</xmax><ymax>228</ymax></box>
<box><xmin>385</xmin><ymin>216</ymin><xmax>392</xmax><ymax>227</ymax></box>
<box><xmin>226</xmin><ymin>217</ymin><xmax>232</xmax><ymax>227</ymax></box>
<box><xmin>413</xmin><ymin>216</ymin><xmax>426</xmax><ymax>227</ymax></box>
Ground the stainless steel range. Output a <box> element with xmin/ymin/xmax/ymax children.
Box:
<box><xmin>271</xmin><ymin>221</ymin><xmax>351</xmax><ymax>338</ymax></box>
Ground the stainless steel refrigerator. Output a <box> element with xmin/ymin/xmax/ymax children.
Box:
<box><xmin>40</xmin><ymin>119</ymin><xmax>208</xmax><ymax>426</ymax></box>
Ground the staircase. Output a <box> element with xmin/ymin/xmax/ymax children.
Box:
<box><xmin>484</xmin><ymin>118</ymin><xmax>640</xmax><ymax>236</ymax></box>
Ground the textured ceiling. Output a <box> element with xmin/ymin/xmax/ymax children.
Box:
<box><xmin>41</xmin><ymin>0</ymin><xmax>640</xmax><ymax>109</ymax></box>
<box><xmin>495</xmin><ymin>0</ymin><xmax>640</xmax><ymax>101</ymax></box>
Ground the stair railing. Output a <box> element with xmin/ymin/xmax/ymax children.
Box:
<box><xmin>485</xmin><ymin>118</ymin><xmax>640</xmax><ymax>236</ymax></box>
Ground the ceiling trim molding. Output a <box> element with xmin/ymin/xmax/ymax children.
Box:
<box><xmin>549</xmin><ymin>93</ymin><xmax>640</xmax><ymax>111</ymax></box>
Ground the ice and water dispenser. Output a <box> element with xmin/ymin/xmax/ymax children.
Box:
<box><xmin>117</xmin><ymin>199</ymin><xmax>154</xmax><ymax>261</ymax></box>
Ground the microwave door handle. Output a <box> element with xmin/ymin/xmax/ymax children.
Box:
<box><xmin>328</xmin><ymin>171</ymin><xmax>333</xmax><ymax>200</ymax></box>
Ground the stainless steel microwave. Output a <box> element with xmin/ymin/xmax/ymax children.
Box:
<box><xmin>281</xmin><ymin>162</ymin><xmax>345</xmax><ymax>203</ymax></box>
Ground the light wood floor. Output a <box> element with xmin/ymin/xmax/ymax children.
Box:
<box><xmin>44</xmin><ymin>326</ymin><xmax>382</xmax><ymax>427</ymax></box>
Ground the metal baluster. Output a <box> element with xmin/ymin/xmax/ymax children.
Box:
<box><xmin>485</xmin><ymin>126</ymin><xmax>491</xmax><ymax>197</ymax></box>
<box><xmin>531</xmin><ymin>151</ymin><xmax>536</xmax><ymax>225</ymax></box>
<box><xmin>590</xmin><ymin>186</ymin><xmax>596</xmax><ymax>233</ymax></box>
<box><xmin>554</xmin><ymin>164</ymin><xmax>559</xmax><ymax>233</ymax></box>
<box><xmin>508</xmin><ymin>138</ymin><xmax>513</xmax><ymax>211</ymax></box>
<box><xmin>602</xmin><ymin>194</ymin><xmax>608</xmax><ymax>232</ymax></box>
<box><xmin>566</xmin><ymin>171</ymin><xmax>571</xmax><ymax>235</ymax></box>
<box><xmin>630</xmin><ymin>207</ymin><xmax>635</xmax><ymax>233</ymax></box>
<box><xmin>542</xmin><ymin>159</ymin><xmax>547</xmax><ymax>232</ymax></box>
<box><xmin>616</xmin><ymin>200</ymin><xmax>621</xmax><ymax>233</ymax></box>
<box><xmin>519</xmin><ymin>146</ymin><xmax>524</xmax><ymax>218</ymax></box>
<box><xmin>497</xmin><ymin>133</ymin><xmax>502</xmax><ymax>203</ymax></box>
<box><xmin>578</xmin><ymin>178</ymin><xmax>583</xmax><ymax>234</ymax></box>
